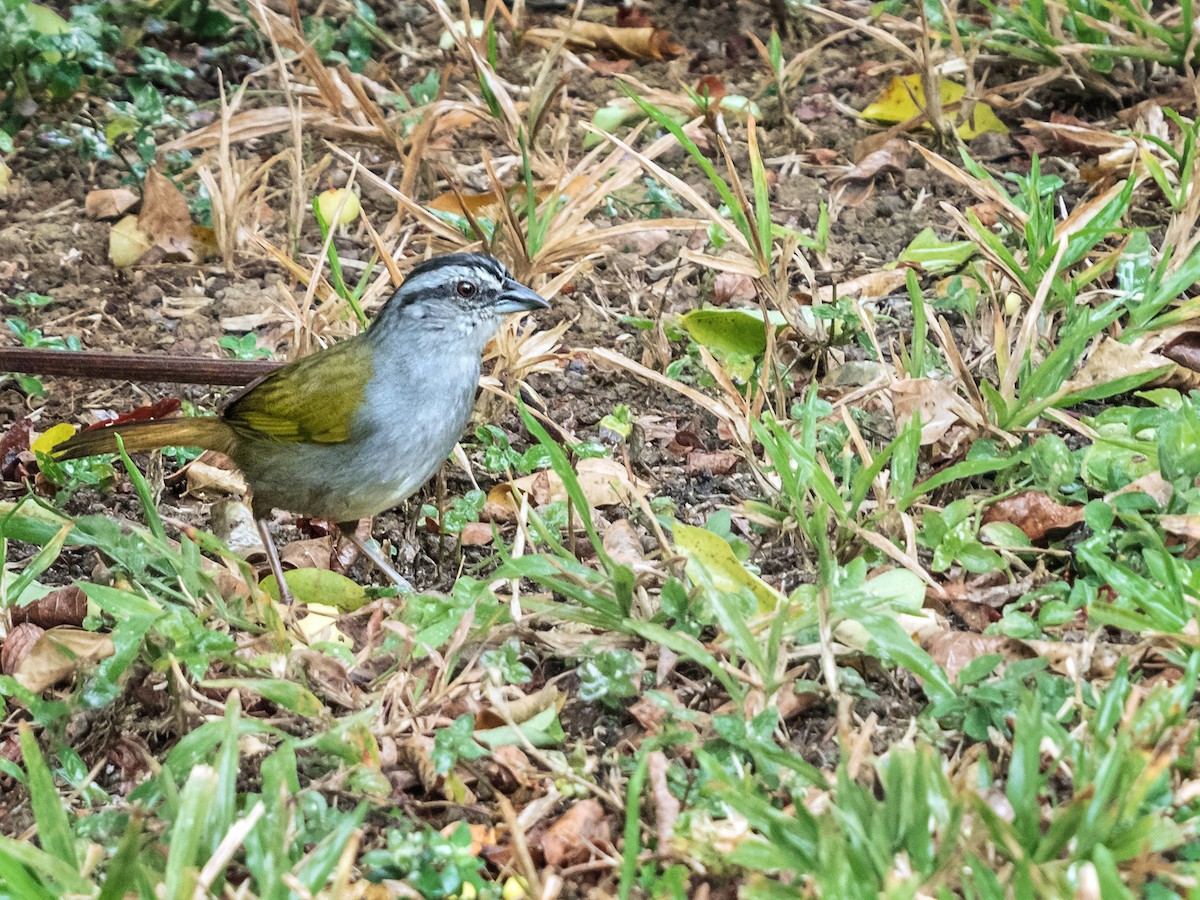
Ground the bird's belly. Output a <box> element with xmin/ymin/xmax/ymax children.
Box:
<box><xmin>235</xmin><ymin>382</ymin><xmax>473</xmax><ymax>522</ymax></box>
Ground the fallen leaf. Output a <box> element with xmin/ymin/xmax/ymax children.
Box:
<box><xmin>588</xmin><ymin>57</ymin><xmax>633</xmax><ymax>76</ymax></box>
<box><xmin>1</xmin><ymin>623</ymin><xmax>43</xmax><ymax>675</ymax></box>
<box><xmin>695</xmin><ymin>75</ymin><xmax>728</xmax><ymax>104</ymax></box>
<box><xmin>85</xmin><ymin>187</ymin><xmax>139</xmax><ymax>220</ymax></box>
<box><xmin>0</xmin><ymin>417</ymin><xmax>31</xmax><ymax>481</ymax></box>
<box><xmin>829</xmin><ymin>138</ymin><xmax>910</xmax><ymax>209</ymax></box>
<box><xmin>686</xmin><ymin>450</ymin><xmax>739</xmax><ymax>476</ymax></box>
<box><xmin>30</xmin><ymin>423</ymin><xmax>76</xmax><ymax>455</ymax></box>
<box><xmin>138</xmin><ymin>168</ymin><xmax>194</xmax><ymax>261</ymax></box>
<box><xmin>87</xmin><ymin>398</ymin><xmax>182</xmax><ymax>430</ymax></box>
<box><xmin>1160</xmin><ymin>515</ymin><xmax>1200</xmax><ymax>542</ymax></box>
<box><xmin>525</xmin><ymin>18</ymin><xmax>684</xmax><ymax>60</ymax></box>
<box><xmin>924</xmin><ymin>632</ymin><xmax>1035</xmax><ymax>683</ymax></box>
<box><xmin>712</xmin><ymin>272</ymin><xmax>757</xmax><ymax>303</ymax></box>
<box><xmin>602</xmin><ymin>518</ymin><xmax>644</xmax><ymax>568</ymax></box>
<box><xmin>1062</xmin><ymin>337</ymin><xmax>1174</xmax><ymax>395</ymax></box>
<box><xmin>509</xmin><ymin>458</ymin><xmax>649</xmax><ymax>509</ymax></box>
<box><xmin>13</xmin><ymin>585</ymin><xmax>87</xmax><ymax>629</ymax></box>
<box><xmin>13</xmin><ymin>626</ymin><xmax>115</xmax><ymax>692</ymax></box>
<box><xmin>183</xmin><ymin>454</ymin><xmax>249</xmax><ymax>498</ymax></box>
<box><xmin>890</xmin><ymin>378</ymin><xmax>984</xmax><ymax>447</ymax></box>
<box><xmin>860</xmin><ymin>75</ymin><xmax>1008</xmax><ymax>138</ymax></box>
<box><xmin>109</xmin><ymin>215</ymin><xmax>153</xmax><ymax>268</ymax></box>
<box><xmin>209</xmin><ymin>499</ymin><xmax>263</xmax><ymax>558</ymax></box>
<box><xmin>675</xmin><ymin>522</ymin><xmax>781</xmax><ymax>612</ymax></box>
<box><xmin>539</xmin><ymin>799</ymin><xmax>612</xmax><ymax>867</ymax></box>
<box><xmin>280</xmin><ymin>536</ymin><xmax>335</xmax><ymax>570</ymax></box>
<box><xmin>460</xmin><ymin>521</ymin><xmax>494</xmax><ymax>546</ymax></box>
<box><xmin>982</xmin><ymin>491</ymin><xmax>1085</xmax><ymax>542</ymax></box>
<box><xmin>649</xmin><ymin>751</ymin><xmax>679</xmax><ymax>848</ymax></box>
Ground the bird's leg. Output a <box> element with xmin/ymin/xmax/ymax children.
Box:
<box><xmin>256</xmin><ymin>517</ymin><xmax>295</xmax><ymax>604</ymax></box>
<box><xmin>338</xmin><ymin>520</ymin><xmax>413</xmax><ymax>592</ymax></box>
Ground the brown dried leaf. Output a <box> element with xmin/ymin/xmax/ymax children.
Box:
<box><xmin>588</xmin><ymin>57</ymin><xmax>633</xmax><ymax>76</ymax></box>
<box><xmin>686</xmin><ymin>450</ymin><xmax>739</xmax><ymax>476</ymax></box>
<box><xmin>13</xmin><ymin>626</ymin><xmax>115</xmax><ymax>692</ymax></box>
<box><xmin>0</xmin><ymin>417</ymin><xmax>31</xmax><ymax>481</ymax></box>
<box><xmin>510</xmin><ymin>458</ymin><xmax>649</xmax><ymax>509</ymax></box>
<box><xmin>528</xmin><ymin>18</ymin><xmax>684</xmax><ymax>60</ymax></box>
<box><xmin>1</xmin><ymin>623</ymin><xmax>43</xmax><ymax>675</ymax></box>
<box><xmin>890</xmin><ymin>378</ymin><xmax>984</xmax><ymax>446</ymax></box>
<box><xmin>602</xmin><ymin>518</ymin><xmax>644</xmax><ymax>567</ymax></box>
<box><xmin>85</xmin><ymin>187</ymin><xmax>139</xmax><ymax>220</ymax></box>
<box><xmin>460</xmin><ymin>521</ymin><xmax>494</xmax><ymax>546</ymax></box>
<box><xmin>648</xmin><ymin>751</ymin><xmax>679</xmax><ymax>849</ymax></box>
<box><xmin>829</xmin><ymin>139</ymin><xmax>910</xmax><ymax>209</ymax></box>
<box><xmin>1160</xmin><ymin>515</ymin><xmax>1200</xmax><ymax>541</ymax></box>
<box><xmin>183</xmin><ymin>454</ymin><xmax>249</xmax><ymax>498</ymax></box>
<box><xmin>280</xmin><ymin>536</ymin><xmax>335</xmax><ymax>570</ymax></box>
<box><xmin>138</xmin><ymin>169</ymin><xmax>194</xmax><ymax>261</ymax></box>
<box><xmin>1062</xmin><ymin>337</ymin><xmax>1174</xmax><ymax>395</ymax></box>
<box><xmin>924</xmin><ymin>631</ymin><xmax>1036</xmax><ymax>683</ymax></box>
<box><xmin>491</xmin><ymin>744</ymin><xmax>537</xmax><ymax>789</ymax></box>
<box><xmin>15</xmin><ymin>585</ymin><xmax>87</xmax><ymax>629</ymax></box>
<box><xmin>982</xmin><ymin>491</ymin><xmax>1084</xmax><ymax>542</ymax></box>
<box><xmin>539</xmin><ymin>798</ymin><xmax>612</xmax><ymax>866</ymax></box>
<box><xmin>1162</xmin><ymin>330</ymin><xmax>1200</xmax><ymax>374</ymax></box>
<box><xmin>712</xmin><ymin>272</ymin><xmax>757</xmax><ymax>303</ymax></box>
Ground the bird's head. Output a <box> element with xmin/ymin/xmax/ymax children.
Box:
<box><xmin>373</xmin><ymin>253</ymin><xmax>548</xmax><ymax>351</ymax></box>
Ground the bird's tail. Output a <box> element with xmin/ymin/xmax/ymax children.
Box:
<box><xmin>54</xmin><ymin>417</ymin><xmax>237</xmax><ymax>461</ymax></box>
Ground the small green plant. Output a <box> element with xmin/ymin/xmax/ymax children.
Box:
<box><xmin>578</xmin><ymin>648</ymin><xmax>641</xmax><ymax>707</ymax></box>
<box><xmin>360</xmin><ymin>821</ymin><xmax>487</xmax><ymax>897</ymax></box>
<box><xmin>302</xmin><ymin>0</ymin><xmax>379</xmax><ymax>73</ymax></box>
<box><xmin>480</xmin><ymin>638</ymin><xmax>532</xmax><ymax>685</ymax></box>
<box><xmin>218</xmin><ymin>333</ymin><xmax>272</xmax><ymax>361</ymax></box>
<box><xmin>3</xmin><ymin>291</ymin><xmax>53</xmax><ymax>308</ymax></box>
<box><xmin>431</xmin><ymin>714</ymin><xmax>489</xmax><ymax>775</ymax></box>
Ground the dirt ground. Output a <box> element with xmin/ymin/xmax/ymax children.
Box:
<box><xmin>3</xmin><ymin>0</ymin><xmax>1186</xmax><ymax>892</ymax></box>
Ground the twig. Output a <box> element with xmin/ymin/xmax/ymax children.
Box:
<box><xmin>0</xmin><ymin>348</ymin><xmax>281</xmax><ymax>386</ymax></box>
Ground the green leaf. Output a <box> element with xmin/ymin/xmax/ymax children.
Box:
<box><xmin>681</xmin><ymin>308</ymin><xmax>787</xmax><ymax>359</ymax></box>
<box><xmin>475</xmin><ymin>705</ymin><xmax>565</xmax><ymax>749</ymax></box>
<box><xmin>202</xmin><ymin>678</ymin><xmax>327</xmax><ymax>718</ymax></box>
<box><xmin>260</xmin><ymin>568</ymin><xmax>369</xmax><ymax>611</ymax></box>
<box><xmin>17</xmin><ymin>724</ymin><xmax>77</xmax><ymax>869</ymax></box>
<box><xmin>897</xmin><ymin>226</ymin><xmax>977</xmax><ymax>273</ymax></box>
<box><xmin>674</xmin><ymin>521</ymin><xmax>782</xmax><ymax>613</ymax></box>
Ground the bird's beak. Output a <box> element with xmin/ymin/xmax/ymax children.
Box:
<box><xmin>494</xmin><ymin>278</ymin><xmax>549</xmax><ymax>314</ymax></box>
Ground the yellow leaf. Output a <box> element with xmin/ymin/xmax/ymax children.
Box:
<box><xmin>109</xmin><ymin>214</ymin><xmax>152</xmax><ymax>267</ymax></box>
<box><xmin>674</xmin><ymin>522</ymin><xmax>781</xmax><ymax>612</ymax></box>
<box><xmin>31</xmin><ymin>423</ymin><xmax>76</xmax><ymax>455</ymax></box>
<box><xmin>860</xmin><ymin>74</ymin><xmax>1007</xmax><ymax>138</ymax></box>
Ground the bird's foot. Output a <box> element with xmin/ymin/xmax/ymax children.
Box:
<box><xmin>340</xmin><ymin>521</ymin><xmax>414</xmax><ymax>593</ymax></box>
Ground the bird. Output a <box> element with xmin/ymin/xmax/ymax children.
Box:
<box><xmin>54</xmin><ymin>252</ymin><xmax>549</xmax><ymax>599</ymax></box>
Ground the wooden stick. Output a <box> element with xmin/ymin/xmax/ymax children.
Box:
<box><xmin>0</xmin><ymin>348</ymin><xmax>282</xmax><ymax>386</ymax></box>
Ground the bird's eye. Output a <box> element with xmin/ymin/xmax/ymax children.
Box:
<box><xmin>456</xmin><ymin>280</ymin><xmax>477</xmax><ymax>299</ymax></box>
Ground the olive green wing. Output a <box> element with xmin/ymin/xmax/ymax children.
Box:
<box><xmin>222</xmin><ymin>338</ymin><xmax>370</xmax><ymax>444</ymax></box>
